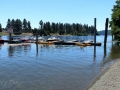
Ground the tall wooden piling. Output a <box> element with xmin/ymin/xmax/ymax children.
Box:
<box><xmin>7</xmin><ymin>22</ymin><xmax>12</xmax><ymax>44</ymax></box>
<box><xmin>36</xmin><ymin>29</ymin><xmax>38</xmax><ymax>54</ymax></box>
<box><xmin>94</xmin><ymin>18</ymin><xmax>96</xmax><ymax>57</ymax></box>
<box><xmin>36</xmin><ymin>29</ymin><xmax>38</xmax><ymax>44</ymax></box>
<box><xmin>104</xmin><ymin>18</ymin><xmax>109</xmax><ymax>46</ymax></box>
<box><xmin>9</xmin><ymin>33</ymin><xmax>11</xmax><ymax>44</ymax></box>
<box><xmin>94</xmin><ymin>18</ymin><xmax>96</xmax><ymax>44</ymax></box>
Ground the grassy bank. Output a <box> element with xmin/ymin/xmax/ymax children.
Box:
<box><xmin>0</xmin><ymin>31</ymin><xmax>72</xmax><ymax>36</ymax></box>
<box><xmin>0</xmin><ymin>31</ymin><xmax>33</xmax><ymax>36</ymax></box>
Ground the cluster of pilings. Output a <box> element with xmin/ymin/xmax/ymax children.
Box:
<box><xmin>94</xmin><ymin>18</ymin><xmax>109</xmax><ymax>57</ymax></box>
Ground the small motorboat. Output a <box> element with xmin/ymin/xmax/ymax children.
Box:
<box><xmin>82</xmin><ymin>40</ymin><xmax>93</xmax><ymax>44</ymax></box>
<box><xmin>0</xmin><ymin>38</ymin><xmax>4</xmax><ymax>43</ymax></box>
<box><xmin>76</xmin><ymin>43</ymin><xmax>91</xmax><ymax>46</ymax></box>
<box><xmin>46</xmin><ymin>36</ymin><xmax>64</xmax><ymax>42</ymax></box>
<box><xmin>33</xmin><ymin>36</ymin><xmax>44</xmax><ymax>41</ymax></box>
<box><xmin>67</xmin><ymin>40</ymin><xmax>78</xmax><ymax>42</ymax></box>
<box><xmin>38</xmin><ymin>41</ymin><xmax>54</xmax><ymax>44</ymax></box>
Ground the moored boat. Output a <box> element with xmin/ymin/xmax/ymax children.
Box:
<box><xmin>38</xmin><ymin>41</ymin><xmax>54</xmax><ymax>44</ymax></box>
<box><xmin>88</xmin><ymin>42</ymin><xmax>102</xmax><ymax>46</ymax></box>
<box><xmin>67</xmin><ymin>40</ymin><xmax>78</xmax><ymax>42</ymax></box>
<box><xmin>0</xmin><ymin>38</ymin><xmax>4</xmax><ymax>43</ymax></box>
<box><xmin>54</xmin><ymin>41</ymin><xmax>76</xmax><ymax>45</ymax></box>
<box><xmin>76</xmin><ymin>43</ymin><xmax>91</xmax><ymax>46</ymax></box>
<box><xmin>46</xmin><ymin>36</ymin><xmax>64</xmax><ymax>42</ymax></box>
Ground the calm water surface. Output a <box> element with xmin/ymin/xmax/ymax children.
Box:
<box><xmin>0</xmin><ymin>35</ymin><xmax>120</xmax><ymax>90</ymax></box>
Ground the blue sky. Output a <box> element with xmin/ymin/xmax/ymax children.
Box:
<box><xmin>1</xmin><ymin>0</ymin><xmax>116</xmax><ymax>31</ymax></box>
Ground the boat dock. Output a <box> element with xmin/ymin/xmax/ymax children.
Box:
<box><xmin>0</xmin><ymin>39</ymin><xmax>102</xmax><ymax>46</ymax></box>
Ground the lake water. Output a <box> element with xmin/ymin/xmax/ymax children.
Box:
<box><xmin>0</xmin><ymin>35</ymin><xmax>120</xmax><ymax>90</ymax></box>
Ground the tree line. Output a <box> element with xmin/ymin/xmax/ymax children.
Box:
<box><xmin>0</xmin><ymin>18</ymin><xmax>98</xmax><ymax>36</ymax></box>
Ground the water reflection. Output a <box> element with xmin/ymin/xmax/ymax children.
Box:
<box><xmin>101</xmin><ymin>42</ymin><xmax>120</xmax><ymax>66</ymax></box>
<box><xmin>110</xmin><ymin>43</ymin><xmax>120</xmax><ymax>59</ymax></box>
<box><xmin>8</xmin><ymin>45</ymin><xmax>31</xmax><ymax>57</ymax></box>
<box><xmin>94</xmin><ymin>46</ymin><xmax>96</xmax><ymax>59</ymax></box>
<box><xmin>36</xmin><ymin>43</ymin><xmax>38</xmax><ymax>56</ymax></box>
<box><xmin>8</xmin><ymin>46</ymin><xmax>14</xmax><ymax>57</ymax></box>
<box><xmin>103</xmin><ymin>46</ymin><xmax>107</xmax><ymax>59</ymax></box>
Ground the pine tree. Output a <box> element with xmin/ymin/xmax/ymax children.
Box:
<box><xmin>23</xmin><ymin>19</ymin><xmax>28</xmax><ymax>32</ymax></box>
<box><xmin>39</xmin><ymin>20</ymin><xmax>43</xmax><ymax>29</ymax></box>
<box><xmin>110</xmin><ymin>0</ymin><xmax>120</xmax><ymax>40</ymax></box>
<box><xmin>28</xmin><ymin>21</ymin><xmax>32</xmax><ymax>32</ymax></box>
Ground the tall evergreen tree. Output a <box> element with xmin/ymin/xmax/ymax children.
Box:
<box><xmin>110</xmin><ymin>0</ymin><xmax>120</xmax><ymax>40</ymax></box>
<box><xmin>46</xmin><ymin>22</ymin><xmax>51</xmax><ymax>32</ymax></box>
<box><xmin>39</xmin><ymin>20</ymin><xmax>43</xmax><ymax>29</ymax></box>
<box><xmin>51</xmin><ymin>22</ymin><xmax>56</xmax><ymax>33</ymax></box>
<box><xmin>11</xmin><ymin>19</ymin><xmax>15</xmax><ymax>30</ymax></box>
<box><xmin>55</xmin><ymin>23</ymin><xmax>59</xmax><ymax>33</ymax></box>
<box><xmin>14</xmin><ymin>19</ymin><xmax>22</xmax><ymax>32</ymax></box>
<box><xmin>43</xmin><ymin>23</ymin><xmax>46</xmax><ymax>30</ymax></box>
<box><xmin>6</xmin><ymin>19</ymin><xmax>11</xmax><ymax>28</ymax></box>
<box><xmin>23</xmin><ymin>18</ymin><xmax>28</xmax><ymax>32</ymax></box>
<box><xmin>28</xmin><ymin>21</ymin><xmax>32</xmax><ymax>32</ymax></box>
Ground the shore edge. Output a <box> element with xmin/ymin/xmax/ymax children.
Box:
<box><xmin>85</xmin><ymin>59</ymin><xmax>120</xmax><ymax>90</ymax></box>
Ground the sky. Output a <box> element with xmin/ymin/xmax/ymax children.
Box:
<box><xmin>0</xmin><ymin>0</ymin><xmax>116</xmax><ymax>31</ymax></box>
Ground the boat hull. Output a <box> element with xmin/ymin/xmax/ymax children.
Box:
<box><xmin>54</xmin><ymin>42</ymin><xmax>76</xmax><ymax>45</ymax></box>
<box><xmin>76</xmin><ymin>43</ymin><xmax>91</xmax><ymax>46</ymax></box>
<box><xmin>88</xmin><ymin>42</ymin><xmax>102</xmax><ymax>46</ymax></box>
<box><xmin>0</xmin><ymin>39</ymin><xmax>4</xmax><ymax>44</ymax></box>
<box><xmin>38</xmin><ymin>41</ymin><xmax>54</xmax><ymax>44</ymax></box>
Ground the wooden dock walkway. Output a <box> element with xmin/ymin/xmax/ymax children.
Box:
<box><xmin>1</xmin><ymin>40</ymin><xmax>102</xmax><ymax>46</ymax></box>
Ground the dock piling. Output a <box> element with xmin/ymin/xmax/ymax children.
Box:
<box><xmin>94</xmin><ymin>18</ymin><xmax>96</xmax><ymax>57</ymax></box>
<box><xmin>94</xmin><ymin>18</ymin><xmax>96</xmax><ymax>44</ymax></box>
<box><xmin>9</xmin><ymin>33</ymin><xmax>11</xmax><ymax>44</ymax></box>
<box><xmin>104</xmin><ymin>18</ymin><xmax>109</xmax><ymax>46</ymax></box>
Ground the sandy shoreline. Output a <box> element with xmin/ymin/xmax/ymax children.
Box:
<box><xmin>86</xmin><ymin>59</ymin><xmax>120</xmax><ymax>90</ymax></box>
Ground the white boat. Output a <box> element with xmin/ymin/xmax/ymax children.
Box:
<box><xmin>20</xmin><ymin>36</ymin><xmax>29</xmax><ymax>40</ymax></box>
<box><xmin>46</xmin><ymin>37</ymin><xmax>64</xmax><ymax>42</ymax></box>
<box><xmin>83</xmin><ymin>40</ymin><xmax>93</xmax><ymax>44</ymax></box>
<box><xmin>33</xmin><ymin>36</ymin><xmax>44</xmax><ymax>40</ymax></box>
<box><xmin>67</xmin><ymin>40</ymin><xmax>78</xmax><ymax>42</ymax></box>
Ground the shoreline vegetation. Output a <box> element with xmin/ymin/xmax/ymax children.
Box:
<box><xmin>0</xmin><ymin>31</ymin><xmax>33</xmax><ymax>36</ymax></box>
<box><xmin>0</xmin><ymin>31</ymin><xmax>75</xmax><ymax>36</ymax></box>
<box><xmin>1</xmin><ymin>19</ymin><xmax>97</xmax><ymax>37</ymax></box>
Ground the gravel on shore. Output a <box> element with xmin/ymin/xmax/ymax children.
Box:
<box><xmin>86</xmin><ymin>59</ymin><xmax>120</xmax><ymax>90</ymax></box>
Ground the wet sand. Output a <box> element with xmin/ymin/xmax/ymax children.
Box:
<box><xmin>86</xmin><ymin>59</ymin><xmax>120</xmax><ymax>90</ymax></box>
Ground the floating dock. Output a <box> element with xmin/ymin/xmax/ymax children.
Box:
<box><xmin>54</xmin><ymin>42</ymin><xmax>76</xmax><ymax>45</ymax></box>
<box><xmin>1</xmin><ymin>39</ymin><xmax>102</xmax><ymax>46</ymax></box>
